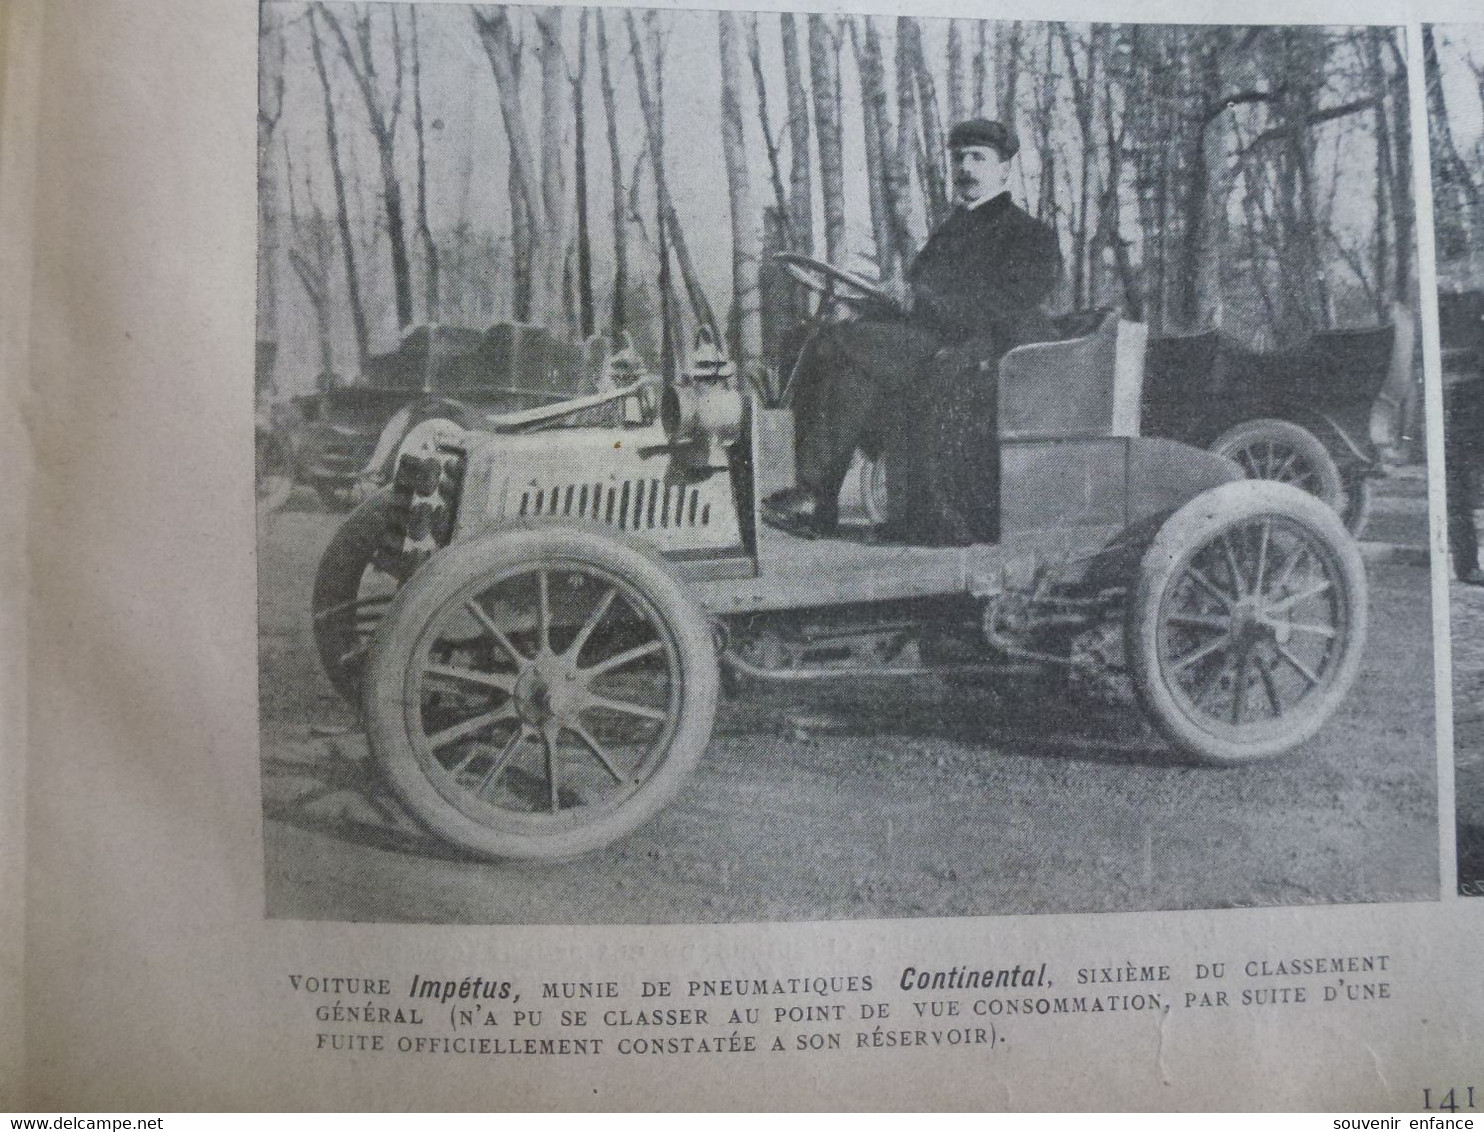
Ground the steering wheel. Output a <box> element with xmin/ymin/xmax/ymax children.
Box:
<box><xmin>773</xmin><ymin>253</ymin><xmax>901</xmax><ymax>313</ymax></box>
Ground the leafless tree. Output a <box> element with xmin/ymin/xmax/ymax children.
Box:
<box><xmin>474</xmin><ymin>6</ymin><xmax>570</xmax><ymax>329</ymax></box>
<box><xmin>808</xmin><ymin>15</ymin><xmax>846</xmax><ymax>263</ymax></box>
<box><xmin>746</xmin><ymin>15</ymin><xmax>794</xmax><ymax>247</ymax></box>
<box><xmin>625</xmin><ymin>9</ymin><xmax>719</xmax><ymax>349</ymax></box>
<box><xmin>595</xmin><ymin>11</ymin><xmax>628</xmax><ymax>337</ymax></box>
<box><xmin>779</xmin><ymin>14</ymin><xmax>813</xmax><ymax>255</ymax></box>
<box><xmin>718</xmin><ymin>11</ymin><xmax>762</xmax><ymax>369</ymax></box>
<box><xmin>316</xmin><ymin>3</ymin><xmax>415</xmax><ymax>331</ymax></box>
<box><xmin>306</xmin><ymin>4</ymin><xmax>368</xmax><ymax>369</ymax></box>
<box><xmin>408</xmin><ymin>6</ymin><xmax>438</xmax><ymax>322</ymax></box>
<box><xmin>257</xmin><ymin>6</ymin><xmax>286</xmax><ymax>357</ymax></box>
<box><xmin>570</xmin><ymin>9</ymin><xmax>595</xmax><ymax>338</ymax></box>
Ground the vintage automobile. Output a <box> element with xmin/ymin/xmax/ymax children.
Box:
<box><xmin>315</xmin><ymin>258</ymin><xmax>1369</xmax><ymax>861</ymax></box>
<box><xmin>293</xmin><ymin>322</ymin><xmax>583</xmax><ymax>509</ymax></box>
<box><xmin>1139</xmin><ymin>317</ymin><xmax>1405</xmax><ymax>536</ymax></box>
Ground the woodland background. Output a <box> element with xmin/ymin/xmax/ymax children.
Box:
<box><xmin>1426</xmin><ymin>24</ymin><xmax>1484</xmax><ymax>291</ymax></box>
<box><xmin>255</xmin><ymin>3</ymin><xmax>1426</xmax><ymax>395</ymax></box>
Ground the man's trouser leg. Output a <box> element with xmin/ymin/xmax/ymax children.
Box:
<box><xmin>791</xmin><ymin>320</ymin><xmax>940</xmax><ymax>524</ymax></box>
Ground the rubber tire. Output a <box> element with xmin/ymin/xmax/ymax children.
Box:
<box><xmin>362</xmin><ymin>524</ymin><xmax>720</xmax><ymax>861</ymax></box>
<box><xmin>1210</xmin><ymin>418</ymin><xmax>1346</xmax><ymax>518</ymax></box>
<box><xmin>312</xmin><ymin>487</ymin><xmax>398</xmax><ymax>703</ymax></box>
<box><xmin>1126</xmin><ymin>480</ymin><xmax>1368</xmax><ymax>766</ymax></box>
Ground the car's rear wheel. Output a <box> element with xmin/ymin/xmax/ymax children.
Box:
<box><xmin>1210</xmin><ymin>419</ymin><xmax>1348</xmax><ymax>526</ymax></box>
<box><xmin>362</xmin><ymin>526</ymin><xmax>719</xmax><ymax>860</ymax></box>
<box><xmin>1127</xmin><ymin>480</ymin><xmax>1367</xmax><ymax>765</ymax></box>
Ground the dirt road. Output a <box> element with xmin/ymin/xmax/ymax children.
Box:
<box><xmin>257</xmin><ymin>490</ymin><xmax>1440</xmax><ymax>923</ymax></box>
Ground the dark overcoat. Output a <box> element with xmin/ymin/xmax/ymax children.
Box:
<box><xmin>907</xmin><ymin>192</ymin><xmax>1062</xmax><ymax>349</ymax></box>
<box><xmin>789</xmin><ymin>192</ymin><xmax>1061</xmax><ymax>542</ymax></box>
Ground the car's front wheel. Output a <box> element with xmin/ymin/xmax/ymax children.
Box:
<box><xmin>1126</xmin><ymin>480</ymin><xmax>1367</xmax><ymax>765</ymax></box>
<box><xmin>362</xmin><ymin>525</ymin><xmax>720</xmax><ymax>860</ymax></box>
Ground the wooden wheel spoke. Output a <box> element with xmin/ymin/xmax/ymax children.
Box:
<box><xmin>1258</xmin><ymin>659</ymin><xmax>1285</xmax><ymax>718</ymax></box>
<box><xmin>1186</xmin><ymin>565</ymin><xmax>1236</xmax><ymax>610</ymax></box>
<box><xmin>569</xmin><ymin>720</ymin><xmax>627</xmax><ymax>785</ymax></box>
<box><xmin>582</xmin><ymin>693</ymin><xmax>667</xmax><ymax>722</ymax></box>
<box><xmin>473</xmin><ymin>727</ymin><xmax>530</xmax><ymax>797</ymax></box>
<box><xmin>1174</xmin><ymin>633</ymin><xmax>1230</xmax><ymax>673</ymax></box>
<box><xmin>1189</xmin><ymin>653</ymin><xmax>1235</xmax><ymax>708</ymax></box>
<box><xmin>565</xmin><ymin>587</ymin><xmax>618</xmax><ymax>664</ymax></box>
<box><xmin>1258</xmin><ymin>442</ymin><xmax>1282</xmax><ymax>477</ymax></box>
<box><xmin>425</xmin><ymin>663</ymin><xmax>517</xmax><ymax>693</ymax></box>
<box><xmin>583</xmin><ymin>639</ymin><xmax>665</xmax><ymax>679</ymax></box>
<box><xmin>1167</xmin><ymin>613</ymin><xmax>1231</xmax><ymax>632</ymax></box>
<box><xmin>1253</xmin><ymin>521</ymin><xmax>1271</xmax><ymax>596</ymax></box>
<box><xmin>537</xmin><ymin>570</ymin><xmax>552</xmax><ymax>654</ymax></box>
<box><xmin>1270</xmin><ymin>544</ymin><xmax>1310</xmax><ymax>596</ymax></box>
<box><xmin>1279</xmin><ymin>620</ymin><xmax>1338</xmax><ymax>640</ymax></box>
<box><xmin>1266</xmin><ymin>578</ymin><xmax>1332</xmax><ymax>615</ymax></box>
<box><xmin>315</xmin><ymin>593</ymin><xmax>394</xmax><ymax>623</ymax></box>
<box><xmin>1272</xmin><ymin>453</ymin><xmax>1300</xmax><ymax>482</ymax></box>
<box><xmin>426</xmin><ymin>702</ymin><xmax>519</xmax><ymax>750</ymax></box>
<box><xmin>1273</xmin><ymin>644</ymin><xmax>1321</xmax><ymax>688</ymax></box>
<box><xmin>339</xmin><ymin>640</ymin><xmax>371</xmax><ymax>666</ymax></box>
<box><xmin>466</xmin><ymin>599</ymin><xmax>529</xmax><ymax>666</ymax></box>
<box><xmin>1219</xmin><ymin>534</ymin><xmax>1247</xmax><ymax>597</ymax></box>
<box><xmin>1230</xmin><ymin>649</ymin><xmax>1250</xmax><ymax>725</ymax></box>
<box><xmin>540</xmin><ymin>725</ymin><xmax>560</xmax><ymax>814</ymax></box>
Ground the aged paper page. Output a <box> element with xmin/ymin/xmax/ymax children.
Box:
<box><xmin>2</xmin><ymin>0</ymin><xmax>42</xmax><ymax>1109</ymax></box>
<box><xmin>17</xmin><ymin>0</ymin><xmax>1484</xmax><ymax>1110</ymax></box>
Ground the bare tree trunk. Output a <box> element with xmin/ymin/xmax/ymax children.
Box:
<box><xmin>1099</xmin><ymin>54</ymin><xmax>1140</xmax><ymax>317</ymax></box>
<box><xmin>257</xmin><ymin>5</ymin><xmax>284</xmax><ymax>357</ymax></box>
<box><xmin>747</xmin><ymin>16</ymin><xmax>794</xmax><ymax>246</ymax></box>
<box><xmin>1385</xmin><ymin>31</ymin><xmax>1415</xmax><ymax>305</ymax></box>
<box><xmin>974</xmin><ymin>21</ymin><xmax>989</xmax><ymax>117</ymax></box>
<box><xmin>1172</xmin><ymin>30</ymin><xmax>1227</xmax><ymax>331</ymax></box>
<box><xmin>719</xmin><ymin>12</ymin><xmax>762</xmax><ymax>369</ymax></box>
<box><xmin>904</xmin><ymin>17</ymin><xmax>949</xmax><ymax>230</ymax></box>
<box><xmin>809</xmin><ymin>16</ymin><xmax>847</xmax><ymax>263</ymax></box>
<box><xmin>409</xmin><ymin>6</ymin><xmax>438</xmax><ymax>323</ymax></box>
<box><xmin>535</xmin><ymin>9</ymin><xmax>569</xmax><ymax>330</ymax></box>
<box><xmin>1272</xmin><ymin>26</ymin><xmax>1329</xmax><ymax>340</ymax></box>
<box><xmin>307</xmin><ymin>5</ymin><xmax>368</xmax><ymax>370</ymax></box>
<box><xmin>946</xmin><ymin>21</ymin><xmax>965</xmax><ymax>126</ymax></box>
<box><xmin>477</xmin><ymin>10</ymin><xmax>538</xmax><ymax>320</ymax></box>
<box><xmin>1056</xmin><ymin>24</ymin><xmax>1097</xmax><ymax>310</ymax></box>
<box><xmin>779</xmin><ymin>13</ymin><xmax>813</xmax><ymax>254</ymax></box>
<box><xmin>893</xmin><ymin>20</ymin><xmax>922</xmax><ymax>261</ymax></box>
<box><xmin>571</xmin><ymin>10</ymin><xmax>594</xmax><ymax>338</ymax></box>
<box><xmin>475</xmin><ymin>7</ymin><xmax>569</xmax><ymax>329</ymax></box>
<box><xmin>997</xmin><ymin>22</ymin><xmax>1023</xmax><ymax>127</ymax></box>
<box><xmin>1364</xmin><ymin>29</ymin><xmax>1392</xmax><ymax>317</ymax></box>
<box><xmin>317</xmin><ymin>4</ymin><xmax>414</xmax><ymax>331</ymax></box>
<box><xmin>626</xmin><ymin>10</ymin><xmax>718</xmax><ymax>348</ymax></box>
<box><xmin>851</xmin><ymin>18</ymin><xmax>895</xmax><ymax>277</ymax></box>
<box><xmin>596</xmin><ymin>12</ymin><xmax>627</xmax><ymax>337</ymax></box>
<box><xmin>1425</xmin><ymin>25</ymin><xmax>1484</xmax><ymax>276</ymax></box>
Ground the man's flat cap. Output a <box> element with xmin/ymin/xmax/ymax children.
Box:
<box><xmin>947</xmin><ymin>118</ymin><xmax>1019</xmax><ymax>159</ymax></box>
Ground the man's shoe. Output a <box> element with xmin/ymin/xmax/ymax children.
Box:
<box><xmin>1460</xmin><ymin>568</ymin><xmax>1484</xmax><ymax>586</ymax></box>
<box><xmin>761</xmin><ymin>487</ymin><xmax>829</xmax><ymax>539</ymax></box>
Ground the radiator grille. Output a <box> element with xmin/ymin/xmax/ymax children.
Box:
<box><xmin>516</xmin><ymin>478</ymin><xmax>712</xmax><ymax>531</ymax></box>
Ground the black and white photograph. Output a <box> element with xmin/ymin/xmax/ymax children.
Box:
<box><xmin>1424</xmin><ymin>22</ymin><xmax>1484</xmax><ymax>896</ymax></box>
<box><xmin>253</xmin><ymin>4</ymin><xmax>1440</xmax><ymax>923</ymax></box>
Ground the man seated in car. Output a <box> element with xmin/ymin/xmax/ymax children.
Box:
<box><xmin>763</xmin><ymin>117</ymin><xmax>1063</xmax><ymax>541</ymax></box>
